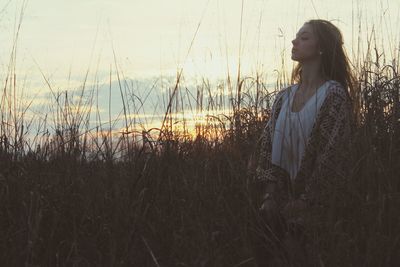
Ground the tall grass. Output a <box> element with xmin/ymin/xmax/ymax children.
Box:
<box><xmin>1</xmin><ymin>56</ymin><xmax>398</xmax><ymax>266</ymax></box>
<box><xmin>0</xmin><ymin>10</ymin><xmax>399</xmax><ymax>267</ymax></box>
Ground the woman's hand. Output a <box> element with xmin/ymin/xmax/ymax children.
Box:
<box><xmin>259</xmin><ymin>194</ymin><xmax>279</xmax><ymax>224</ymax></box>
<box><xmin>259</xmin><ymin>198</ymin><xmax>277</xmax><ymax>213</ymax></box>
<box><xmin>259</xmin><ymin>197</ymin><xmax>286</xmax><ymax>238</ymax></box>
<box><xmin>282</xmin><ymin>199</ymin><xmax>307</xmax><ymax>223</ymax></box>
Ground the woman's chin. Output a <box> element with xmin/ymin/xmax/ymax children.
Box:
<box><xmin>291</xmin><ymin>55</ymin><xmax>299</xmax><ymax>62</ymax></box>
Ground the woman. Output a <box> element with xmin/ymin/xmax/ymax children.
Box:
<box><xmin>253</xmin><ymin>19</ymin><xmax>357</xmax><ymax>266</ymax></box>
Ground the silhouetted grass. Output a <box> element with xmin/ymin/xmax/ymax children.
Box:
<box><xmin>1</xmin><ymin>55</ymin><xmax>399</xmax><ymax>266</ymax></box>
<box><xmin>0</xmin><ymin>8</ymin><xmax>399</xmax><ymax>266</ymax></box>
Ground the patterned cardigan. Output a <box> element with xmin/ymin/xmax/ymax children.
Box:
<box><xmin>255</xmin><ymin>80</ymin><xmax>355</xmax><ymax>206</ymax></box>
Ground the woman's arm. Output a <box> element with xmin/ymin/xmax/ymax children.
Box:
<box><xmin>295</xmin><ymin>84</ymin><xmax>354</xmax><ymax>205</ymax></box>
<box><xmin>255</xmin><ymin>89</ymin><xmax>290</xmax><ymax>206</ymax></box>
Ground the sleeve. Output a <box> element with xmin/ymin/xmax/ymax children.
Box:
<box><xmin>301</xmin><ymin>88</ymin><xmax>354</xmax><ymax>205</ymax></box>
<box><xmin>254</xmin><ymin>90</ymin><xmax>290</xmax><ymax>204</ymax></box>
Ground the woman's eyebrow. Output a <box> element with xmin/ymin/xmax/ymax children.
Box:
<box><xmin>296</xmin><ymin>31</ymin><xmax>311</xmax><ymax>37</ymax></box>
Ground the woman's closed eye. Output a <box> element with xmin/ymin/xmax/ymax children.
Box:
<box><xmin>294</xmin><ymin>36</ymin><xmax>309</xmax><ymax>41</ymax></box>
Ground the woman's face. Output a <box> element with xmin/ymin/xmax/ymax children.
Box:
<box><xmin>291</xmin><ymin>23</ymin><xmax>320</xmax><ymax>63</ymax></box>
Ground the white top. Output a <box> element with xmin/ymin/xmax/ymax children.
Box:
<box><xmin>271</xmin><ymin>80</ymin><xmax>332</xmax><ymax>180</ymax></box>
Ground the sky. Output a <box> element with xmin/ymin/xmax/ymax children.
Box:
<box><xmin>0</xmin><ymin>0</ymin><xmax>399</xmax><ymax>135</ymax></box>
<box><xmin>1</xmin><ymin>0</ymin><xmax>398</xmax><ymax>81</ymax></box>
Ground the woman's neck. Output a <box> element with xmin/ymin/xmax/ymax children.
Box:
<box><xmin>299</xmin><ymin>62</ymin><xmax>326</xmax><ymax>89</ymax></box>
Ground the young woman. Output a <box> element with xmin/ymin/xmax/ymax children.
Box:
<box><xmin>253</xmin><ymin>19</ymin><xmax>357</xmax><ymax>266</ymax></box>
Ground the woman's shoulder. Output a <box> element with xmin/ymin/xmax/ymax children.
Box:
<box><xmin>273</xmin><ymin>84</ymin><xmax>297</xmax><ymax>102</ymax></box>
<box><xmin>325</xmin><ymin>80</ymin><xmax>350</xmax><ymax>100</ymax></box>
<box><xmin>265</xmin><ymin>85</ymin><xmax>295</xmax><ymax>127</ymax></box>
<box><xmin>274</xmin><ymin>80</ymin><xmax>349</xmax><ymax>101</ymax></box>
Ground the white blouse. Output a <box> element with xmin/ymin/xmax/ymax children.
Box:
<box><xmin>271</xmin><ymin>80</ymin><xmax>332</xmax><ymax>180</ymax></box>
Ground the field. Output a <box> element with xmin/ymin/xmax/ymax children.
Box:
<box><xmin>0</xmin><ymin>11</ymin><xmax>399</xmax><ymax>267</ymax></box>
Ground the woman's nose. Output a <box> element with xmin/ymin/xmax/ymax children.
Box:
<box><xmin>292</xmin><ymin>38</ymin><xmax>297</xmax><ymax>45</ymax></box>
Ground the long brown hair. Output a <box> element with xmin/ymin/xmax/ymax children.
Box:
<box><xmin>291</xmin><ymin>19</ymin><xmax>359</xmax><ymax>121</ymax></box>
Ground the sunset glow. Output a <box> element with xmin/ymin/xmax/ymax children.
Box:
<box><xmin>0</xmin><ymin>0</ymin><xmax>399</xmax><ymax>136</ymax></box>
